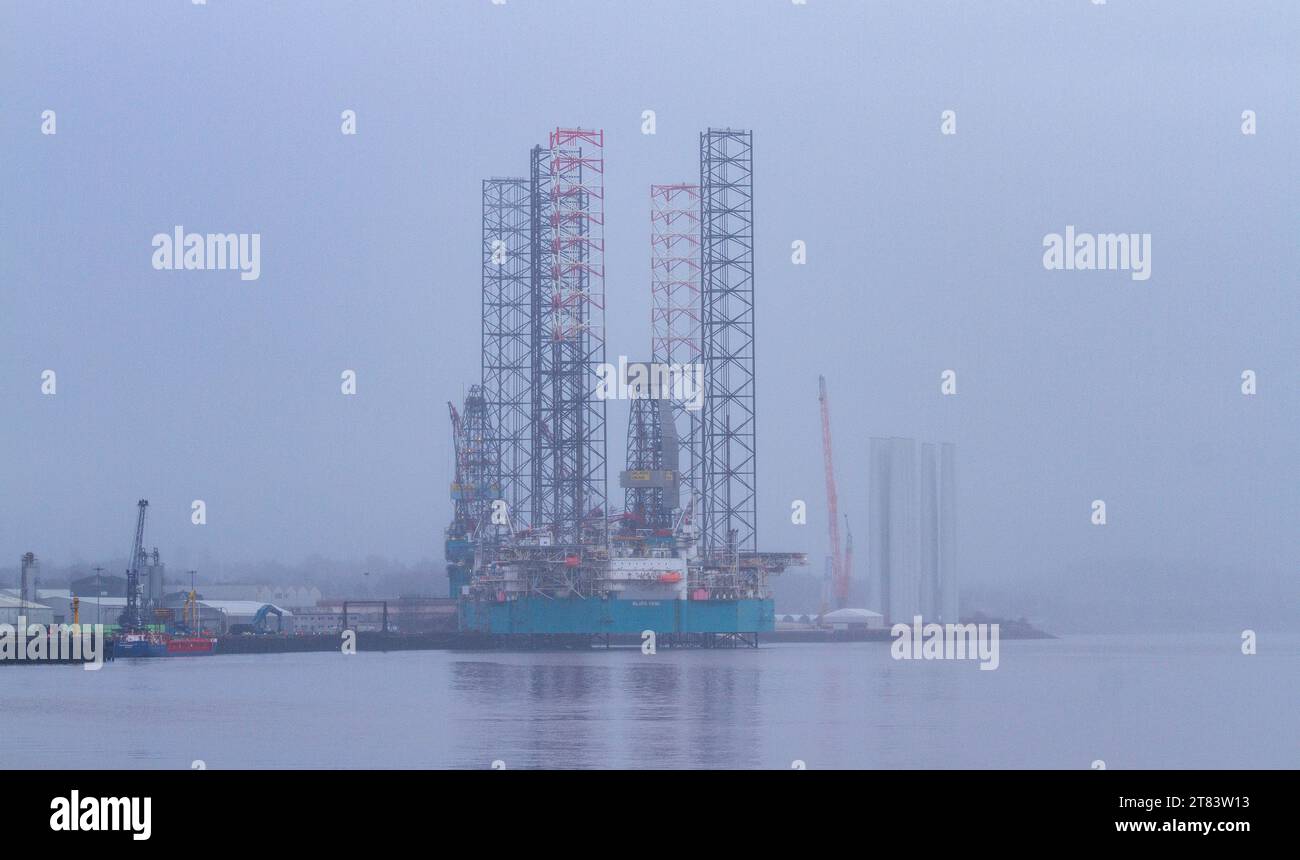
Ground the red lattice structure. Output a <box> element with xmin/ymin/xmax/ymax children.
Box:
<box><xmin>531</xmin><ymin>128</ymin><xmax>607</xmax><ymax>545</ymax></box>
<box><xmin>650</xmin><ymin>183</ymin><xmax>701</xmax><ymax>504</ymax></box>
<box><xmin>548</xmin><ymin>128</ymin><xmax>605</xmax><ymax>344</ymax></box>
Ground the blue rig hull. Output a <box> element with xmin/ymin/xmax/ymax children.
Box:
<box><xmin>459</xmin><ymin>595</ymin><xmax>776</xmax><ymax>636</ymax></box>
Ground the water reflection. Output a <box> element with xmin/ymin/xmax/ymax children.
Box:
<box><xmin>2</xmin><ymin>638</ymin><xmax>1294</xmax><ymax>769</ymax></box>
<box><xmin>449</xmin><ymin>654</ymin><xmax>764</xmax><ymax>768</ymax></box>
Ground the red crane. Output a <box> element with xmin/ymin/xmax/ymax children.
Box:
<box><xmin>818</xmin><ymin>376</ymin><xmax>849</xmax><ymax>609</ymax></box>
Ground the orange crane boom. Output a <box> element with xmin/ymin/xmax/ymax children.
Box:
<box><xmin>818</xmin><ymin>376</ymin><xmax>848</xmax><ymax>609</ymax></box>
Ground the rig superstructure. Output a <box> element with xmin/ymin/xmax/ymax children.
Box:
<box><xmin>447</xmin><ymin>127</ymin><xmax>805</xmax><ymax>645</ymax></box>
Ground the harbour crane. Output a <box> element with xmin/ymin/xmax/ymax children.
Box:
<box><xmin>818</xmin><ymin>376</ymin><xmax>849</xmax><ymax>610</ymax></box>
<box><xmin>120</xmin><ymin>499</ymin><xmax>149</xmax><ymax>631</ymax></box>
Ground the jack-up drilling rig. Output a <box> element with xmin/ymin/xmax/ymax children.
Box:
<box><xmin>451</xmin><ymin>128</ymin><xmax>805</xmax><ymax>644</ymax></box>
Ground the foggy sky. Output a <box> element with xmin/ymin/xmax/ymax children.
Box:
<box><xmin>2</xmin><ymin>2</ymin><xmax>1296</xmax><ymax>624</ymax></box>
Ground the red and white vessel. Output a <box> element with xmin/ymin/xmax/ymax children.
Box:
<box><xmin>165</xmin><ymin>635</ymin><xmax>217</xmax><ymax>656</ymax></box>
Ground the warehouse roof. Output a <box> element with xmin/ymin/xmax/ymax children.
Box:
<box><xmin>43</xmin><ymin>595</ymin><xmax>126</xmax><ymax>607</ymax></box>
<box><xmin>0</xmin><ymin>594</ymin><xmax>51</xmax><ymax>610</ymax></box>
<box><xmin>197</xmin><ymin>600</ymin><xmax>292</xmax><ymax>616</ymax></box>
<box><xmin>1</xmin><ymin>588</ymin><xmax>71</xmax><ymax>601</ymax></box>
<box><xmin>821</xmin><ymin>608</ymin><xmax>883</xmax><ymax>622</ymax></box>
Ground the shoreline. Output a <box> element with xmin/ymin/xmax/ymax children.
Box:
<box><xmin>0</xmin><ymin>618</ymin><xmax>1055</xmax><ymax>663</ymax></box>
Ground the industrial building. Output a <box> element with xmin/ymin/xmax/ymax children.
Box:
<box><xmin>821</xmin><ymin>607</ymin><xmax>886</xmax><ymax>632</ymax></box>
<box><xmin>2</xmin><ymin>589</ymin><xmax>76</xmax><ymax>625</ymax></box>
<box><xmin>0</xmin><ymin>594</ymin><xmax>54</xmax><ymax>627</ymax></box>
<box><xmin>189</xmin><ymin>600</ymin><xmax>289</xmax><ymax>633</ymax></box>
<box><xmin>312</xmin><ymin>596</ymin><xmax>457</xmax><ymax>634</ymax></box>
<box><xmin>22</xmin><ymin>592</ymin><xmax>288</xmax><ymax>635</ymax></box>
<box><xmin>446</xmin><ymin>127</ymin><xmax>805</xmax><ymax>643</ymax></box>
<box><xmin>289</xmin><ymin>609</ymin><xmax>346</xmax><ymax>634</ymax></box>
<box><xmin>70</xmin><ymin>573</ymin><xmax>127</xmax><ymax>598</ymax></box>
<box><xmin>43</xmin><ymin>595</ymin><xmax>125</xmax><ymax>628</ymax></box>
<box><xmin>194</xmin><ymin>584</ymin><xmax>322</xmax><ymax>609</ymax></box>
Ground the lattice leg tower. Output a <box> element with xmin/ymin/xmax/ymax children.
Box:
<box><xmin>699</xmin><ymin>129</ymin><xmax>757</xmax><ymax>558</ymax></box>
<box><xmin>481</xmin><ymin>178</ymin><xmax>533</xmax><ymax>530</ymax></box>
<box><xmin>530</xmin><ymin>129</ymin><xmax>607</xmax><ymax>548</ymax></box>
<box><xmin>650</xmin><ymin>183</ymin><xmax>702</xmax><ymax>517</ymax></box>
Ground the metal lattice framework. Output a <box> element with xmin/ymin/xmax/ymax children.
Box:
<box><xmin>621</xmin><ymin>374</ymin><xmax>681</xmax><ymax>532</ymax></box>
<box><xmin>530</xmin><ymin>129</ymin><xmax>607</xmax><ymax>545</ymax></box>
<box><xmin>622</xmin><ymin>184</ymin><xmax>701</xmax><ymax>531</ymax></box>
<box><xmin>449</xmin><ymin>386</ymin><xmax>498</xmax><ymax>539</ymax></box>
<box><xmin>650</xmin><ymin>183</ymin><xmax>702</xmax><ymax>506</ymax></box>
<box><xmin>121</xmin><ymin>499</ymin><xmax>148</xmax><ymax>630</ymax></box>
<box><xmin>453</xmin><ymin>124</ymin><xmax>809</xmax><ymax>617</ymax></box>
<box><xmin>622</xmin><ymin>380</ymin><xmax>664</xmax><ymax>528</ymax></box>
<box><xmin>481</xmin><ymin>178</ymin><xmax>533</xmax><ymax>529</ymax></box>
<box><xmin>528</xmin><ymin>144</ymin><xmax>552</xmax><ymax>538</ymax></box>
<box><xmin>699</xmin><ymin>129</ymin><xmax>756</xmax><ymax>557</ymax></box>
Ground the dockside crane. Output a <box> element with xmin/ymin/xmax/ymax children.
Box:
<box><xmin>448</xmin><ymin>396</ymin><xmax>489</xmax><ymax>541</ymax></box>
<box><xmin>818</xmin><ymin>376</ymin><xmax>850</xmax><ymax>610</ymax></box>
<box><xmin>120</xmin><ymin>499</ymin><xmax>149</xmax><ymax>631</ymax></box>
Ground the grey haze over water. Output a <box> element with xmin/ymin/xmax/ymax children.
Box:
<box><xmin>2</xmin><ymin>3</ymin><xmax>1296</xmax><ymax>632</ymax></box>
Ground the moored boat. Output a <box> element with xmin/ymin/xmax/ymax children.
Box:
<box><xmin>165</xmin><ymin>636</ymin><xmax>217</xmax><ymax>656</ymax></box>
<box><xmin>114</xmin><ymin>631</ymin><xmax>168</xmax><ymax>658</ymax></box>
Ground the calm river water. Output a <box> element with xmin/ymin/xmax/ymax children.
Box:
<box><xmin>3</xmin><ymin>634</ymin><xmax>1295</xmax><ymax>769</ymax></box>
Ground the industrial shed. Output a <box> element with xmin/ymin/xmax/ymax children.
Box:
<box><xmin>198</xmin><ymin>600</ymin><xmax>292</xmax><ymax>633</ymax></box>
<box><xmin>0</xmin><ymin>594</ymin><xmax>54</xmax><ymax>627</ymax></box>
<box><xmin>821</xmin><ymin>608</ymin><xmax>886</xmax><ymax>631</ymax></box>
